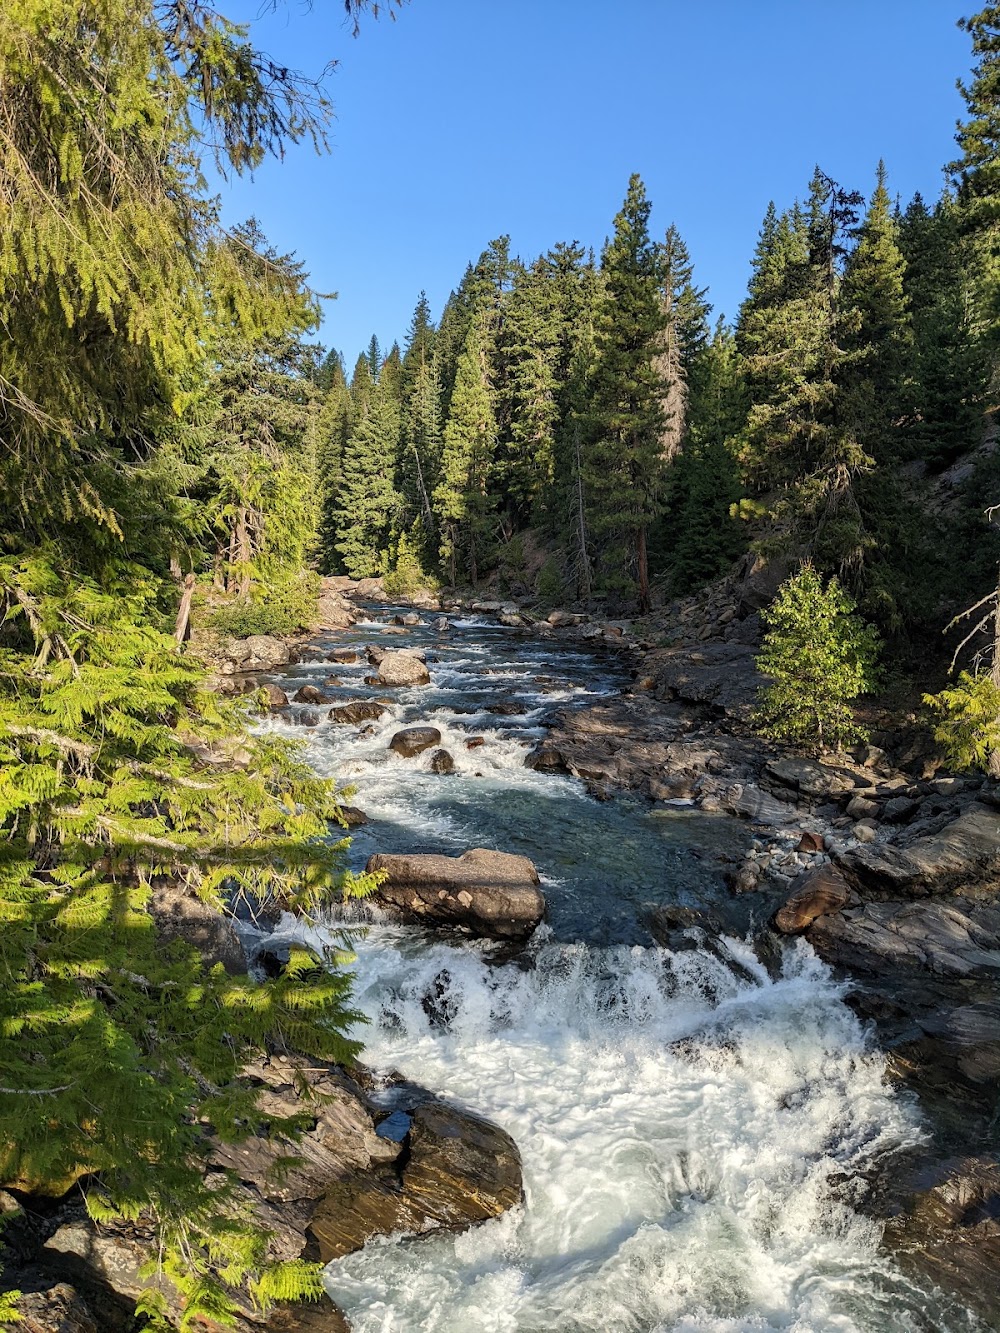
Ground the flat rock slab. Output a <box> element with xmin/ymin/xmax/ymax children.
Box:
<box><xmin>835</xmin><ymin>811</ymin><xmax>1000</xmax><ymax>897</ymax></box>
<box><xmin>807</xmin><ymin>897</ymin><xmax>1000</xmax><ymax>979</ymax></box>
<box><xmin>368</xmin><ymin>848</ymin><xmax>545</xmax><ymax>938</ymax></box>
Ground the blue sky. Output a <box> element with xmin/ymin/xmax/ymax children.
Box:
<box><xmin>215</xmin><ymin>0</ymin><xmax>971</xmax><ymax>365</ymax></box>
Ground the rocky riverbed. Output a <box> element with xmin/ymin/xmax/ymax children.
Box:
<box><xmin>12</xmin><ymin>572</ymin><xmax>999</xmax><ymax>1330</ymax></box>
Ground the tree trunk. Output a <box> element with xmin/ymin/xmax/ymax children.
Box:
<box><xmin>636</xmin><ymin>526</ymin><xmax>650</xmax><ymax>615</ymax></box>
<box><xmin>573</xmin><ymin>425</ymin><xmax>592</xmax><ymax>600</ymax></box>
<box><xmin>174</xmin><ymin>573</ymin><xmax>195</xmax><ymax>644</ymax></box>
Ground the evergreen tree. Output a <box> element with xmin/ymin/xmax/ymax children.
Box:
<box><xmin>656</xmin><ymin>224</ymin><xmax>711</xmax><ymax>464</ymax></box>
<box><xmin>334</xmin><ymin>374</ymin><xmax>403</xmax><ymax>577</ymax></box>
<box><xmin>313</xmin><ymin>360</ymin><xmax>353</xmax><ymax>574</ymax></box>
<box><xmin>400</xmin><ymin>290</ymin><xmax>436</xmax><ymax>400</ymax></box>
<box><xmin>434</xmin><ymin>318</ymin><xmax>497</xmax><ymax>585</ymax></box>
<box><xmin>755</xmin><ymin>564</ymin><xmax>880</xmax><ymax>752</ymax></box>
<box><xmin>585</xmin><ymin>174</ymin><xmax>668</xmax><ymax>611</ymax></box>
<box><xmin>952</xmin><ymin>4</ymin><xmax>1000</xmax><ymax>336</ymax></box>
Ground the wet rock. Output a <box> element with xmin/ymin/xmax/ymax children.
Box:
<box><xmin>377</xmin><ymin>650</ymin><xmax>431</xmax><ymax>687</ymax></box>
<box><xmin>720</xmin><ymin>782</ymin><xmax>798</xmax><ymax>826</ymax></box>
<box><xmin>880</xmin><ymin>1156</ymin><xmax>1000</xmax><ymax>1328</ymax></box>
<box><xmin>300</xmin><ymin>709</ymin><xmax>320</xmax><ymax>727</ymax></box>
<box><xmin>487</xmin><ymin>702</ymin><xmax>527</xmax><ymax>716</ymax></box>
<box><xmin>367</xmin><ymin>848</ymin><xmax>545</xmax><ymax>938</ymax></box>
<box><xmin>546</xmin><ymin>609</ymin><xmax>585</xmax><ymax>627</ymax></box>
<box><xmin>773</xmin><ymin>866</ymin><xmax>852</xmax><ymax>934</ymax></box>
<box><xmin>430</xmin><ymin>748</ymin><xmax>455</xmax><ymax>774</ymax></box>
<box><xmin>465</xmin><ymin>736</ymin><xmax>486</xmax><ymax>750</ymax></box>
<box><xmin>339</xmin><ymin>805</ymin><xmax>369</xmax><ymax>827</ymax></box>
<box><xmin>835</xmin><ymin>811</ymin><xmax>1000</xmax><ymax>897</ymax></box>
<box><xmin>525</xmin><ymin>744</ymin><xmax>569</xmax><ymax>773</ymax></box>
<box><xmin>329</xmin><ymin>700</ymin><xmax>388</xmax><ymax>725</ymax></box>
<box><xmin>309</xmin><ymin>1101</ymin><xmax>522</xmax><ymax>1262</ymax></box>
<box><xmin>263</xmin><ymin>682</ymin><xmax>288</xmax><ymax>708</ymax></box>
<box><xmin>389</xmin><ymin>726</ymin><xmax>442</xmax><ymax>758</ymax></box>
<box><xmin>149</xmin><ymin>881</ymin><xmax>244</xmax><ymax>974</ymax></box>
<box><xmin>293</xmin><ymin>684</ymin><xmax>329</xmax><ymax>705</ymax></box>
<box><xmin>316</xmin><ymin>583</ymin><xmax>356</xmax><ymax>630</ymax></box>
<box><xmin>434</xmin><ymin>616</ymin><xmax>451</xmax><ymax>632</ymax></box>
<box><xmin>323</xmin><ymin>674</ymin><xmax>342</xmax><ymax>687</ymax></box>
<box><xmin>366</xmin><ymin>645</ymin><xmax>385</xmax><ymax>666</ymax></box>
<box><xmin>807</xmin><ymin>897</ymin><xmax>1000</xmax><ymax>981</ymax></box>
<box><xmin>328</xmin><ymin>648</ymin><xmax>359</xmax><ymax>664</ymax></box>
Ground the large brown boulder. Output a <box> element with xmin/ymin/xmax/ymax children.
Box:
<box><xmin>377</xmin><ymin>650</ymin><xmax>431</xmax><ymax>687</ymax></box>
<box><xmin>316</xmin><ymin>581</ymin><xmax>356</xmax><ymax>630</ymax></box>
<box><xmin>329</xmin><ymin>700</ymin><xmax>387</xmax><ymax>725</ymax></box>
<box><xmin>367</xmin><ymin>848</ymin><xmax>545</xmax><ymax>938</ymax></box>
<box><xmin>309</xmin><ymin>1101</ymin><xmax>522</xmax><ymax>1261</ymax></box>
<box><xmin>773</xmin><ymin>866</ymin><xmax>852</xmax><ymax>934</ymax></box>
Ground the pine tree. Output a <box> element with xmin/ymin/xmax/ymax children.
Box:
<box><xmin>401</xmin><ymin>291</ymin><xmax>436</xmax><ymax>400</ymax></box>
<box><xmin>313</xmin><ymin>362</ymin><xmax>353</xmax><ymax>574</ymax></box>
<box><xmin>655</xmin><ymin>224</ymin><xmax>711</xmax><ymax>465</ymax></box>
<box><xmin>584</xmin><ymin>174</ymin><xmax>668</xmax><ymax>611</ymax></box>
<box><xmin>952</xmin><ymin>4</ymin><xmax>1000</xmax><ymax>336</ymax></box>
<box><xmin>434</xmin><ymin>318</ymin><xmax>497</xmax><ymax>585</ymax></box>
<box><xmin>334</xmin><ymin>374</ymin><xmax>404</xmax><ymax>577</ymax></box>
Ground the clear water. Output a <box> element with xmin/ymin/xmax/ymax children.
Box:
<box><xmin>258</xmin><ymin>609</ymin><xmax>980</xmax><ymax>1333</ymax></box>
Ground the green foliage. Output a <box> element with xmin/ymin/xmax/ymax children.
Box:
<box><xmin>535</xmin><ymin>556</ymin><xmax>565</xmax><ymax>605</ymax></box>
<box><xmin>335</xmin><ymin>373</ymin><xmax>404</xmax><ymax>578</ymax></box>
<box><xmin>210</xmin><ymin>572</ymin><xmax>320</xmax><ymax>638</ymax></box>
<box><xmin>755</xmin><ymin>564</ymin><xmax>880</xmax><ymax>752</ymax></box>
<box><xmin>924</xmin><ymin>670</ymin><xmax>1000</xmax><ymax>775</ymax></box>
<box><xmin>383</xmin><ymin>528</ymin><xmax>439</xmax><ymax>597</ymax></box>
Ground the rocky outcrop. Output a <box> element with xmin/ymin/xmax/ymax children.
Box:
<box><xmin>315</xmin><ymin>581</ymin><xmax>356</xmax><ymax>630</ymax></box>
<box><xmin>835</xmin><ymin>811</ymin><xmax>1000</xmax><ymax>898</ymax></box>
<box><xmin>309</xmin><ymin>1100</ymin><xmax>522</xmax><ymax>1260</ymax></box>
<box><xmin>367</xmin><ymin>848</ymin><xmax>545</xmax><ymax>938</ymax></box>
<box><xmin>29</xmin><ymin>1056</ymin><xmax>522</xmax><ymax>1330</ymax></box>
<box><xmin>149</xmin><ymin>881</ymin><xmax>245</xmax><ymax>973</ymax></box>
<box><xmin>807</xmin><ymin>897</ymin><xmax>1000</xmax><ymax>981</ymax></box>
<box><xmin>377</xmin><ymin>650</ymin><xmax>431</xmax><ymax>687</ymax></box>
<box><xmin>389</xmin><ymin>726</ymin><xmax>442</xmax><ymax>758</ymax></box>
<box><xmin>643</xmin><ymin>641</ymin><xmax>765</xmax><ymax>722</ymax></box>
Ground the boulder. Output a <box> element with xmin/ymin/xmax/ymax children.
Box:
<box><xmin>883</xmin><ymin>796</ymin><xmax>920</xmax><ymax>823</ymax></box>
<box><xmin>309</xmin><ymin>1100</ymin><xmax>522</xmax><ymax>1261</ymax></box>
<box><xmin>12</xmin><ymin>1282</ymin><xmax>102</xmax><ymax>1333</ymax></box>
<box><xmin>430</xmin><ymin>748</ymin><xmax>455</xmax><ymax>774</ymax></box>
<box><xmin>263</xmin><ymin>683</ymin><xmax>288</xmax><ymax>708</ymax></box>
<box><xmin>846</xmin><ymin>794</ymin><xmax>879</xmax><ymax>820</ymax></box>
<box><xmin>377</xmin><ymin>650</ymin><xmax>431</xmax><ymax>687</ymax></box>
<box><xmin>499</xmin><ymin>611</ymin><xmax>525</xmax><ymax>627</ymax></box>
<box><xmin>149</xmin><ymin>882</ymin><xmax>244</xmax><ymax>974</ymax></box>
<box><xmin>389</xmin><ymin>726</ymin><xmax>442</xmax><ymax>758</ymax></box>
<box><xmin>773</xmin><ymin>866</ymin><xmax>852</xmax><ymax>934</ymax></box>
<box><xmin>647</xmin><ymin>642</ymin><xmax>765</xmax><ymax>722</ymax></box>
<box><xmin>392</xmin><ymin>612</ymin><xmax>422</xmax><ymax>626</ymax></box>
<box><xmin>466</xmin><ymin>736</ymin><xmax>486</xmax><ymax>750</ymax></box>
<box><xmin>243</xmin><ymin>635</ymin><xmax>291</xmax><ymax>669</ymax></box>
<box><xmin>329</xmin><ymin>700</ymin><xmax>387</xmax><ymax>725</ymax></box>
<box><xmin>292</xmin><ymin>684</ymin><xmax>328</xmax><ymax>705</ymax></box>
<box><xmin>807</xmin><ymin>897</ymin><xmax>1000</xmax><ymax>980</ymax></box>
<box><xmin>316</xmin><ymin>584</ymin><xmax>356</xmax><ymax>630</ymax></box>
<box><xmin>796</xmin><ymin>830</ymin><xmax>825</xmax><ymax>853</ymax></box>
<box><xmin>547</xmin><ymin>609</ymin><xmax>585</xmax><ymax>627</ymax></box>
<box><xmin>367</xmin><ymin>848</ymin><xmax>545</xmax><ymax>938</ymax></box>
<box><xmin>835</xmin><ymin>811</ymin><xmax>1000</xmax><ymax>897</ymax></box>
<box><xmin>720</xmin><ymin>781</ymin><xmax>798</xmax><ymax>826</ymax></box>
<box><xmin>434</xmin><ymin>616</ymin><xmax>451</xmax><ymax>632</ymax></box>
<box><xmin>328</xmin><ymin>648</ymin><xmax>359</xmax><ymax>664</ymax></box>
<box><xmin>339</xmin><ymin>805</ymin><xmax>369</xmax><ymax>827</ymax></box>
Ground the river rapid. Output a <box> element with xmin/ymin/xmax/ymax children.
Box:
<box><xmin>257</xmin><ymin>608</ymin><xmax>982</xmax><ymax>1333</ymax></box>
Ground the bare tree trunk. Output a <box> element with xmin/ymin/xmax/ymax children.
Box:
<box><xmin>174</xmin><ymin>573</ymin><xmax>195</xmax><ymax>644</ymax></box>
<box><xmin>412</xmin><ymin>445</ymin><xmax>435</xmax><ymax>535</ymax></box>
<box><xmin>636</xmin><ymin>526</ymin><xmax>650</xmax><ymax>615</ymax></box>
<box><xmin>573</xmin><ymin>425</ymin><xmax>592</xmax><ymax>600</ymax></box>
<box><xmin>990</xmin><ymin>567</ymin><xmax>1000</xmax><ymax>777</ymax></box>
<box><xmin>169</xmin><ymin>554</ymin><xmax>182</xmax><ymax>581</ymax></box>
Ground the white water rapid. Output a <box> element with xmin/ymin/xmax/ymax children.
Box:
<box><xmin>257</xmin><ymin>609</ymin><xmax>982</xmax><ymax>1333</ymax></box>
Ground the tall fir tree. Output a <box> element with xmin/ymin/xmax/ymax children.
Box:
<box><xmin>334</xmin><ymin>373</ymin><xmax>403</xmax><ymax>577</ymax></box>
<box><xmin>434</xmin><ymin>317</ymin><xmax>497</xmax><ymax>585</ymax></box>
<box><xmin>584</xmin><ymin>174</ymin><xmax>668</xmax><ymax>611</ymax></box>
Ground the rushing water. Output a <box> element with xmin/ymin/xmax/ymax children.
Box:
<box><xmin>257</xmin><ymin>609</ymin><xmax>981</xmax><ymax>1333</ymax></box>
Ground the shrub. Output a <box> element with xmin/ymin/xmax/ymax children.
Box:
<box><xmin>211</xmin><ymin>572</ymin><xmax>320</xmax><ymax>639</ymax></box>
<box><xmin>535</xmin><ymin>556</ymin><xmax>564</xmax><ymax>605</ymax></box>
<box><xmin>924</xmin><ymin>671</ymin><xmax>1000</xmax><ymax>775</ymax></box>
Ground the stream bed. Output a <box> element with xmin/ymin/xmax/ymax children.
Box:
<box><xmin>258</xmin><ymin>609</ymin><xmax>982</xmax><ymax>1333</ymax></box>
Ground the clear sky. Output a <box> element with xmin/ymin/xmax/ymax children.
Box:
<box><xmin>215</xmin><ymin>0</ymin><xmax>972</xmax><ymax>366</ymax></box>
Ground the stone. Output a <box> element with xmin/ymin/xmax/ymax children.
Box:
<box><xmin>721</xmin><ymin>782</ymin><xmax>798</xmax><ymax>826</ymax></box>
<box><xmin>465</xmin><ymin>736</ymin><xmax>486</xmax><ymax>750</ymax></box>
<box><xmin>301</xmin><ymin>709</ymin><xmax>320</xmax><ymax>727</ymax></box>
<box><xmin>328</xmin><ymin>648</ymin><xmax>359</xmax><ymax>664</ymax></box>
<box><xmin>316</xmin><ymin>584</ymin><xmax>355</xmax><ymax>630</ymax></box>
<box><xmin>242</xmin><ymin>634</ymin><xmax>290</xmax><ymax>668</ymax></box>
<box><xmin>367</xmin><ymin>848</ymin><xmax>545</xmax><ymax>938</ymax></box>
<box><xmin>323</xmin><ymin>675</ymin><xmax>342</xmax><ymax>687</ymax></box>
<box><xmin>149</xmin><ymin>882</ymin><xmax>244</xmax><ymax>974</ymax></box>
<box><xmin>329</xmin><ymin>699</ymin><xmax>387</xmax><ymax>725</ymax></box>
<box><xmin>339</xmin><ymin>805</ymin><xmax>369</xmax><ymax>827</ymax></box>
<box><xmin>807</xmin><ymin>897</ymin><xmax>1000</xmax><ymax>980</ymax></box>
<box><xmin>389</xmin><ymin>726</ymin><xmax>442</xmax><ymax>758</ymax></box>
<box><xmin>854</xmin><ymin>820</ymin><xmax>878</xmax><ymax>843</ymax></box>
<box><xmin>773</xmin><ymin>866</ymin><xmax>852</xmax><ymax>934</ymax></box>
<box><xmin>883</xmin><ymin>796</ymin><xmax>920</xmax><ymax>823</ymax></box>
<box><xmin>293</xmin><ymin>684</ymin><xmax>328</xmax><ymax>705</ymax></box>
<box><xmin>430</xmin><ymin>748</ymin><xmax>455</xmax><ymax>774</ymax></box>
<box><xmin>648</xmin><ymin>774</ymin><xmax>696</xmax><ymax>802</ymax></box>
<box><xmin>835</xmin><ymin>811</ymin><xmax>1000</xmax><ymax>897</ymax></box>
<box><xmin>366</xmin><ymin>645</ymin><xmax>385</xmax><ymax>666</ymax></box>
<box><xmin>309</xmin><ymin>1100</ymin><xmax>522</xmax><ymax>1262</ymax></box>
<box><xmin>499</xmin><ymin>611</ymin><xmax>525</xmax><ymax>627</ymax></box>
<box><xmin>547</xmin><ymin>609</ymin><xmax>585</xmax><ymax>627</ymax></box>
<box><xmin>765</xmin><ymin>757</ymin><xmax>859</xmax><ymax>800</ymax></box>
<box><xmin>434</xmin><ymin>616</ymin><xmax>451</xmax><ymax>632</ymax></box>
<box><xmin>263</xmin><ymin>682</ymin><xmax>288</xmax><ymax>708</ymax></box>
<box><xmin>13</xmin><ymin>1283</ymin><xmax>102</xmax><ymax>1333</ymax></box>
<box><xmin>796</xmin><ymin>830</ymin><xmax>826</xmax><ymax>853</ymax></box>
<box><xmin>377</xmin><ymin>650</ymin><xmax>431</xmax><ymax>687</ymax></box>
<box><xmin>846</xmin><ymin>794</ymin><xmax>879</xmax><ymax>820</ymax></box>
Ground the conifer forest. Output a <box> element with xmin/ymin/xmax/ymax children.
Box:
<box><xmin>5</xmin><ymin>2</ymin><xmax>1000</xmax><ymax>1331</ymax></box>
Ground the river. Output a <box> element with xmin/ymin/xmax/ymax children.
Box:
<box><xmin>257</xmin><ymin>608</ymin><xmax>981</xmax><ymax>1333</ymax></box>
